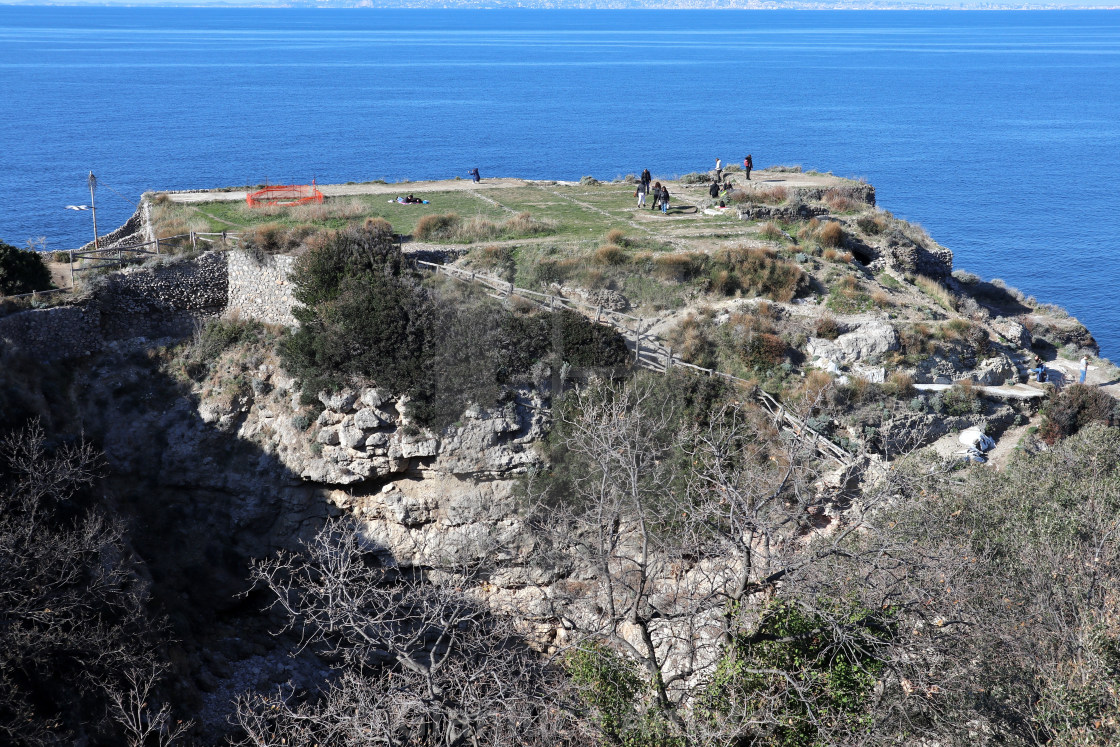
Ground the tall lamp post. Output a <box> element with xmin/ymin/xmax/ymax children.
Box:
<box><xmin>64</xmin><ymin>172</ymin><xmax>100</xmax><ymax>289</ymax></box>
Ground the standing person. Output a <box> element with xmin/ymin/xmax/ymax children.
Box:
<box><xmin>744</xmin><ymin>154</ymin><xmax>753</xmax><ymax>181</ymax></box>
<box><xmin>661</xmin><ymin>184</ymin><xmax>670</xmax><ymax>214</ymax></box>
<box><xmin>469</xmin><ymin>167</ymin><xmax>481</xmax><ymax>183</ymax></box>
<box><xmin>1080</xmin><ymin>355</ymin><xmax>1089</xmax><ymax>384</ymax></box>
<box><xmin>635</xmin><ymin>179</ymin><xmax>648</xmax><ymax>208</ymax></box>
<box><xmin>714</xmin><ymin>157</ymin><xmax>722</xmax><ymax>183</ymax></box>
<box><xmin>641</xmin><ymin>169</ymin><xmax>652</xmax><ymax>192</ymax></box>
<box><xmin>651</xmin><ymin>181</ymin><xmax>662</xmax><ymax>211</ymax></box>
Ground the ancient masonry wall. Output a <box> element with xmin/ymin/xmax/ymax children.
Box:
<box><xmin>225</xmin><ymin>251</ymin><xmax>298</xmax><ymax>327</ymax></box>
<box><xmin>0</xmin><ymin>252</ymin><xmax>229</xmax><ymax>363</ymax></box>
<box><xmin>0</xmin><ymin>306</ymin><xmax>103</xmax><ymax>362</ymax></box>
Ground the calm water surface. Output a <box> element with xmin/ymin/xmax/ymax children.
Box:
<box><xmin>1</xmin><ymin>8</ymin><xmax>1117</xmax><ymax>354</ymax></box>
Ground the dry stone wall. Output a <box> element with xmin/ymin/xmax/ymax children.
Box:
<box><xmin>226</xmin><ymin>251</ymin><xmax>298</xmax><ymax>327</ymax></box>
<box><xmin>93</xmin><ymin>252</ymin><xmax>228</xmax><ymax>340</ymax></box>
<box><xmin>0</xmin><ymin>306</ymin><xmax>103</xmax><ymax>362</ymax></box>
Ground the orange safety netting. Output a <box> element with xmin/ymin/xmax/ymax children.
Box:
<box><xmin>246</xmin><ymin>181</ymin><xmax>324</xmax><ymax>208</ymax></box>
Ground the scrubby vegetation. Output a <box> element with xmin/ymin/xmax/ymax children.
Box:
<box><xmin>0</xmin><ymin>240</ymin><xmax>52</xmax><ymax>295</ymax></box>
<box><xmin>413</xmin><ymin>211</ymin><xmax>556</xmax><ymax>242</ymax></box>
<box><xmin>279</xmin><ymin>218</ymin><xmax>628</xmax><ymax>428</ymax></box>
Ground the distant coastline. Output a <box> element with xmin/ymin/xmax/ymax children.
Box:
<box><xmin>2</xmin><ymin>2</ymin><xmax>1119</xmax><ymax>9</ymax></box>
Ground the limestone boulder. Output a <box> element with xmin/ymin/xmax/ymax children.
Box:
<box><xmin>808</xmin><ymin>321</ymin><xmax>899</xmax><ymax>365</ymax></box>
<box><xmin>319</xmin><ymin>388</ymin><xmax>358</xmax><ymax>413</ymax></box>
<box><xmin>991</xmin><ymin>319</ymin><xmax>1031</xmax><ymax>349</ymax></box>
<box><xmin>972</xmin><ymin>354</ymin><xmax>1016</xmax><ymax>386</ymax></box>
<box><xmin>353</xmin><ymin>407</ymin><xmax>386</xmax><ymax>431</ymax></box>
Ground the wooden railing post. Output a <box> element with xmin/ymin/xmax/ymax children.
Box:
<box><xmin>191</xmin><ymin>231</ymin><xmax>198</xmax><ymax>253</ymax></box>
<box><xmin>666</xmin><ymin>346</ymin><xmax>673</xmax><ymax>371</ymax></box>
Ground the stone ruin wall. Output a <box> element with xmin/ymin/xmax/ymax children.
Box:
<box><xmin>224</xmin><ymin>251</ymin><xmax>298</xmax><ymax>327</ymax></box>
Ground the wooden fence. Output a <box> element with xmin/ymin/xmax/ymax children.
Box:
<box><xmin>417</xmin><ymin>260</ymin><xmax>854</xmax><ymax>466</ymax></box>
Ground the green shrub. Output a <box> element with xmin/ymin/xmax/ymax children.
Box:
<box><xmin>0</xmin><ymin>241</ymin><xmax>52</xmax><ymax>296</ymax></box>
<box><xmin>678</xmin><ymin>171</ymin><xmax>711</xmax><ymax>184</ymax></box>
<box><xmin>700</xmin><ymin>601</ymin><xmax>884</xmax><ymax>747</ymax></box>
<box><xmin>940</xmin><ymin>380</ymin><xmax>982</xmax><ymax>416</ymax></box>
<box><xmin>740</xmin><ymin>332</ymin><xmax>787</xmax><ymax>370</ymax></box>
<box><xmin>1040</xmin><ymin>384</ymin><xmax>1120</xmax><ymax>444</ymax></box>
<box><xmin>282</xmin><ymin>220</ymin><xmax>431</xmax><ymax>398</ymax></box>
<box><xmin>283</xmin><ymin>220</ymin><xmax>628</xmax><ymax>429</ymax></box>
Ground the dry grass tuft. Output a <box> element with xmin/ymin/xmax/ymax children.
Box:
<box><xmin>819</xmin><ymin>222</ymin><xmax>845</xmax><ymax>248</ymax></box>
<box><xmin>872</xmin><ymin>289</ymin><xmax>894</xmax><ymax>308</ymax></box>
<box><xmin>653</xmin><ymin>252</ymin><xmax>705</xmax><ymax>282</ymax></box>
<box><xmin>758</xmin><ymin>222</ymin><xmax>784</xmax><ymax>241</ymax></box>
<box><xmin>815</xmin><ymin>315</ymin><xmax>842</xmax><ymax>340</ymax></box>
<box><xmin>593</xmin><ymin>244</ymin><xmax>628</xmax><ymax>265</ymax></box>
<box><xmin>884</xmin><ymin>371</ymin><xmax>915</xmax><ymax>398</ymax></box>
<box><xmin>913</xmin><ymin>274</ymin><xmax>958</xmax><ymax>312</ymax></box>
<box><xmin>415</xmin><ymin>211</ymin><xmax>555</xmax><ymax>242</ymax></box>
<box><xmin>605</xmin><ymin>228</ymin><xmax>628</xmax><ymax>247</ymax></box>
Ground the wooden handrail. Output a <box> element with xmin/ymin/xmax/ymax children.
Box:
<box><xmin>416</xmin><ymin>259</ymin><xmax>854</xmax><ymax>466</ymax></box>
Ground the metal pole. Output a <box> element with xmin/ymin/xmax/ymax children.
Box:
<box><xmin>88</xmin><ymin>172</ymin><xmax>99</xmax><ymax>251</ymax></box>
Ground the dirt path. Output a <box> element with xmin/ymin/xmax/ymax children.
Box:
<box><xmin>167</xmin><ymin>178</ymin><xmax>557</xmax><ymax>204</ymax></box>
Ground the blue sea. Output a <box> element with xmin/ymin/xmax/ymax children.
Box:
<box><xmin>1</xmin><ymin>7</ymin><xmax>1118</xmax><ymax>355</ymax></box>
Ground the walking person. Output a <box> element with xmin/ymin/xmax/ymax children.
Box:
<box><xmin>636</xmin><ymin>179</ymin><xmax>648</xmax><ymax>208</ymax></box>
<box><xmin>651</xmin><ymin>181</ymin><xmax>662</xmax><ymax>211</ymax></box>
<box><xmin>641</xmin><ymin>168</ymin><xmax>652</xmax><ymax>193</ymax></box>
<box><xmin>661</xmin><ymin>184</ymin><xmax>670</xmax><ymax>214</ymax></box>
<box><xmin>744</xmin><ymin>154</ymin><xmax>753</xmax><ymax>181</ymax></box>
<box><xmin>1079</xmin><ymin>355</ymin><xmax>1089</xmax><ymax>384</ymax></box>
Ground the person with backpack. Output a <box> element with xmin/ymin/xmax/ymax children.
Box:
<box><xmin>744</xmin><ymin>155</ymin><xmax>753</xmax><ymax>181</ymax></box>
<box><xmin>708</xmin><ymin>180</ymin><xmax>720</xmax><ymax>199</ymax></box>
<box><xmin>635</xmin><ymin>179</ymin><xmax>648</xmax><ymax>208</ymax></box>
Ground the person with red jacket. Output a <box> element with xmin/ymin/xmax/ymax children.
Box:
<box><xmin>744</xmin><ymin>154</ymin><xmax>753</xmax><ymax>181</ymax></box>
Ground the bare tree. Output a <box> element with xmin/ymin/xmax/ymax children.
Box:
<box><xmin>528</xmin><ymin>377</ymin><xmax>983</xmax><ymax>746</ymax></box>
<box><xmin>0</xmin><ymin>421</ymin><xmax>164</xmax><ymax>746</ymax></box>
<box><xmin>104</xmin><ymin>664</ymin><xmax>194</xmax><ymax>747</ymax></box>
<box><xmin>236</xmin><ymin>517</ymin><xmax>588</xmax><ymax>747</ymax></box>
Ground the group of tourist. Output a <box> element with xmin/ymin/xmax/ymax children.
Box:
<box><xmin>633</xmin><ymin>154</ymin><xmax>753</xmax><ymax>214</ymax></box>
<box><xmin>1029</xmin><ymin>354</ymin><xmax>1093</xmax><ymax>385</ymax></box>
<box><xmin>634</xmin><ymin>169</ymin><xmax>671</xmax><ymax>214</ymax></box>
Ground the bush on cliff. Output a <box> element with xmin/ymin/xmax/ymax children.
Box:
<box><xmin>1040</xmin><ymin>383</ymin><xmax>1120</xmax><ymax>444</ymax></box>
<box><xmin>281</xmin><ymin>219</ymin><xmax>630</xmax><ymax>428</ymax></box>
<box><xmin>0</xmin><ymin>241</ymin><xmax>52</xmax><ymax>296</ymax></box>
<box><xmin>281</xmin><ymin>219</ymin><xmax>432</xmax><ymax>399</ymax></box>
